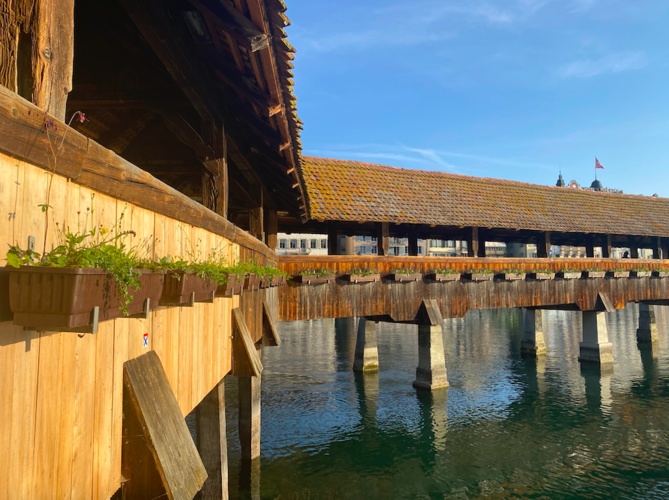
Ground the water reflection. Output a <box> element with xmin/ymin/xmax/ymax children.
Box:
<box><xmin>223</xmin><ymin>305</ymin><xmax>669</xmax><ymax>499</ymax></box>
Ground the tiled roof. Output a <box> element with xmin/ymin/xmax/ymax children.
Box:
<box><xmin>301</xmin><ymin>157</ymin><xmax>669</xmax><ymax>237</ymax></box>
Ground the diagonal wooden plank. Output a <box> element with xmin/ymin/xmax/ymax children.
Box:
<box><xmin>261</xmin><ymin>299</ymin><xmax>281</xmax><ymax>347</ymax></box>
<box><xmin>123</xmin><ymin>351</ymin><xmax>207</xmax><ymax>500</ymax></box>
<box><xmin>231</xmin><ymin>308</ymin><xmax>263</xmax><ymax>377</ymax></box>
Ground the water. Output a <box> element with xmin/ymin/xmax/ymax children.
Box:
<box><xmin>224</xmin><ymin>305</ymin><xmax>669</xmax><ymax>499</ymax></box>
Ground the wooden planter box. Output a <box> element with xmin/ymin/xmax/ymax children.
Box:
<box><xmin>652</xmin><ymin>271</ymin><xmax>669</xmax><ymax>278</ymax></box>
<box><xmin>216</xmin><ymin>274</ymin><xmax>244</xmax><ymax>298</ymax></box>
<box><xmin>499</xmin><ymin>273</ymin><xmax>526</xmax><ymax>281</ymax></box>
<box><xmin>244</xmin><ymin>273</ymin><xmax>261</xmax><ymax>291</ymax></box>
<box><xmin>530</xmin><ymin>273</ymin><xmax>555</xmax><ymax>281</ymax></box>
<box><xmin>161</xmin><ymin>271</ymin><xmax>217</xmax><ymax>306</ymax></box>
<box><xmin>271</xmin><ymin>275</ymin><xmax>285</xmax><ymax>287</ymax></box>
<box><xmin>388</xmin><ymin>273</ymin><xmax>422</xmax><ymax>283</ymax></box>
<box><xmin>465</xmin><ymin>273</ymin><xmax>494</xmax><ymax>282</ymax></box>
<box><xmin>345</xmin><ymin>274</ymin><xmax>381</xmax><ymax>284</ymax></box>
<box><xmin>0</xmin><ymin>268</ymin><xmax>11</xmax><ymax>322</ymax></box>
<box><xmin>260</xmin><ymin>276</ymin><xmax>272</xmax><ymax>289</ymax></box>
<box><xmin>9</xmin><ymin>267</ymin><xmax>164</xmax><ymax>330</ymax></box>
<box><xmin>429</xmin><ymin>273</ymin><xmax>461</xmax><ymax>282</ymax></box>
<box><xmin>557</xmin><ymin>272</ymin><xmax>582</xmax><ymax>280</ymax></box>
<box><xmin>631</xmin><ymin>271</ymin><xmax>652</xmax><ymax>278</ymax></box>
<box><xmin>608</xmin><ymin>271</ymin><xmax>630</xmax><ymax>279</ymax></box>
<box><xmin>583</xmin><ymin>271</ymin><xmax>605</xmax><ymax>279</ymax></box>
<box><xmin>295</xmin><ymin>275</ymin><xmax>335</xmax><ymax>285</ymax></box>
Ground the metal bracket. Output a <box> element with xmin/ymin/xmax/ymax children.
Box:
<box><xmin>24</xmin><ymin>306</ymin><xmax>100</xmax><ymax>335</ymax></box>
<box><xmin>129</xmin><ymin>298</ymin><xmax>151</xmax><ymax>320</ymax></box>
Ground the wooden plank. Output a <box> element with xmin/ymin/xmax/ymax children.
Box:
<box><xmin>32</xmin><ymin>0</ymin><xmax>76</xmax><ymax>121</ymax></box>
<box><xmin>231</xmin><ymin>308</ymin><xmax>263</xmax><ymax>377</ymax></box>
<box><xmin>124</xmin><ymin>351</ymin><xmax>208</xmax><ymax>500</ymax></box>
<box><xmin>376</xmin><ymin>222</ymin><xmax>389</xmax><ymax>256</ymax></box>
<box><xmin>55</xmin><ymin>333</ymin><xmax>77</xmax><ymax>500</ymax></box>
<box><xmin>261</xmin><ymin>299</ymin><xmax>281</xmax><ymax>347</ymax></box>
<box><xmin>266</xmin><ymin>209</ymin><xmax>278</xmax><ymax>251</ymax></box>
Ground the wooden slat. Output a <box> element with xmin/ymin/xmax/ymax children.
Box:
<box><xmin>124</xmin><ymin>351</ymin><xmax>208</xmax><ymax>500</ymax></box>
<box><xmin>261</xmin><ymin>299</ymin><xmax>281</xmax><ymax>347</ymax></box>
<box><xmin>231</xmin><ymin>308</ymin><xmax>263</xmax><ymax>377</ymax></box>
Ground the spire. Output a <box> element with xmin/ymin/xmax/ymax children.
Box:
<box><xmin>556</xmin><ymin>170</ymin><xmax>565</xmax><ymax>187</ymax></box>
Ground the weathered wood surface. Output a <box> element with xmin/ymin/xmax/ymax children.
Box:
<box><xmin>231</xmin><ymin>308</ymin><xmax>263</xmax><ymax>377</ymax></box>
<box><xmin>278</xmin><ymin>256</ymin><xmax>669</xmax><ymax>322</ymax></box>
<box><xmin>0</xmin><ymin>87</ymin><xmax>275</xmax><ymax>258</ymax></box>
<box><xmin>124</xmin><ymin>351</ymin><xmax>208</xmax><ymax>500</ymax></box>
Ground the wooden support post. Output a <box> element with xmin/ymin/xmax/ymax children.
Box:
<box><xmin>653</xmin><ymin>237</ymin><xmax>662</xmax><ymax>260</ymax></box>
<box><xmin>408</xmin><ymin>227</ymin><xmax>419</xmax><ymax>257</ymax></box>
<box><xmin>354</xmin><ymin>318</ymin><xmax>379</xmax><ymax>373</ymax></box>
<box><xmin>631</xmin><ymin>246</ymin><xmax>639</xmax><ymax>259</ymax></box>
<box><xmin>537</xmin><ymin>231</ymin><xmax>551</xmax><ymax>258</ymax></box>
<box><xmin>376</xmin><ymin>222</ymin><xmax>390</xmax><ymax>256</ymax></box>
<box><xmin>579</xmin><ymin>311</ymin><xmax>614</xmax><ymax>365</ymax></box>
<box><xmin>521</xmin><ymin>309</ymin><xmax>546</xmax><ymax>357</ymax></box>
<box><xmin>637</xmin><ymin>303</ymin><xmax>658</xmax><ymax>343</ymax></box>
<box><xmin>585</xmin><ymin>235</ymin><xmax>595</xmax><ymax>258</ymax></box>
<box><xmin>328</xmin><ymin>222</ymin><xmax>338</xmax><ymax>255</ymax></box>
<box><xmin>123</xmin><ymin>351</ymin><xmax>207</xmax><ymax>499</ymax></box>
<box><xmin>602</xmin><ymin>234</ymin><xmax>612</xmax><ymax>259</ymax></box>
<box><xmin>33</xmin><ymin>0</ymin><xmax>76</xmax><ymax>121</ymax></box>
<box><xmin>238</xmin><ymin>375</ymin><xmax>261</xmax><ymax>461</ymax></box>
<box><xmin>196</xmin><ymin>382</ymin><xmax>229</xmax><ymax>500</ymax></box>
<box><xmin>265</xmin><ymin>209</ymin><xmax>278</xmax><ymax>251</ymax></box>
<box><xmin>248</xmin><ymin>183</ymin><xmax>264</xmax><ymax>242</ymax></box>
<box><xmin>662</xmin><ymin>238</ymin><xmax>669</xmax><ymax>260</ymax></box>
<box><xmin>467</xmin><ymin>227</ymin><xmax>480</xmax><ymax>258</ymax></box>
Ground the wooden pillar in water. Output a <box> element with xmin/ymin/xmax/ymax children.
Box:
<box><xmin>637</xmin><ymin>303</ymin><xmax>658</xmax><ymax>343</ymax></box>
<box><xmin>579</xmin><ymin>311</ymin><xmax>614</xmax><ymax>365</ymax></box>
<box><xmin>196</xmin><ymin>382</ymin><xmax>229</xmax><ymax>500</ymax></box>
<box><xmin>376</xmin><ymin>222</ymin><xmax>390</xmax><ymax>256</ymax></box>
<box><xmin>521</xmin><ymin>309</ymin><xmax>546</xmax><ymax>357</ymax></box>
<box><xmin>354</xmin><ymin>318</ymin><xmax>379</xmax><ymax>373</ymax></box>
<box><xmin>239</xmin><ymin>374</ymin><xmax>261</xmax><ymax>461</ymax></box>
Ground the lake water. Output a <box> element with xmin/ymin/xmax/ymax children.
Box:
<box><xmin>223</xmin><ymin>305</ymin><xmax>669</xmax><ymax>499</ymax></box>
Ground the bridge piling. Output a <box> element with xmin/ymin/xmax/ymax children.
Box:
<box><xmin>637</xmin><ymin>303</ymin><xmax>658</xmax><ymax>343</ymax></box>
<box><xmin>353</xmin><ymin>318</ymin><xmax>380</xmax><ymax>373</ymax></box>
<box><xmin>239</xmin><ymin>374</ymin><xmax>262</xmax><ymax>461</ymax></box>
<box><xmin>521</xmin><ymin>309</ymin><xmax>546</xmax><ymax>357</ymax></box>
<box><xmin>413</xmin><ymin>325</ymin><xmax>449</xmax><ymax>391</ymax></box>
<box><xmin>579</xmin><ymin>312</ymin><xmax>614</xmax><ymax>365</ymax></box>
<box><xmin>196</xmin><ymin>381</ymin><xmax>229</xmax><ymax>500</ymax></box>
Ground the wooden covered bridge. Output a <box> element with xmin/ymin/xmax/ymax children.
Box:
<box><xmin>0</xmin><ymin>0</ymin><xmax>668</xmax><ymax>499</ymax></box>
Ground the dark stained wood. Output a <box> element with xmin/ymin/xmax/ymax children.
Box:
<box><xmin>585</xmin><ymin>235</ymin><xmax>595</xmax><ymax>258</ymax></box>
<box><xmin>124</xmin><ymin>351</ymin><xmax>208</xmax><ymax>500</ymax></box>
<box><xmin>467</xmin><ymin>227</ymin><xmax>480</xmax><ymax>258</ymax></box>
<box><xmin>261</xmin><ymin>299</ymin><xmax>281</xmax><ymax>347</ymax></box>
<box><xmin>595</xmin><ymin>292</ymin><xmax>615</xmax><ymax>313</ymax></box>
<box><xmin>631</xmin><ymin>246</ymin><xmax>639</xmax><ymax>259</ymax></box>
<box><xmin>188</xmin><ymin>0</ymin><xmax>269</xmax><ymax>52</ymax></box>
<box><xmin>376</xmin><ymin>222</ymin><xmax>389</xmax><ymax>256</ymax></box>
<box><xmin>537</xmin><ymin>231</ymin><xmax>551</xmax><ymax>258</ymax></box>
<box><xmin>653</xmin><ymin>236</ymin><xmax>662</xmax><ymax>260</ymax></box>
<box><xmin>196</xmin><ymin>383</ymin><xmax>229</xmax><ymax>500</ymax></box>
<box><xmin>328</xmin><ymin>222</ymin><xmax>339</xmax><ymax>256</ymax></box>
<box><xmin>231</xmin><ymin>308</ymin><xmax>263</xmax><ymax>378</ymax></box>
<box><xmin>602</xmin><ymin>234</ymin><xmax>612</xmax><ymax>258</ymax></box>
<box><xmin>408</xmin><ymin>227</ymin><xmax>418</xmax><ymax>257</ymax></box>
<box><xmin>277</xmin><ymin>256</ymin><xmax>669</xmax><ymax>322</ymax></box>
<box><xmin>265</xmin><ymin>209</ymin><xmax>278</xmax><ymax>251</ymax></box>
<box><xmin>417</xmin><ymin>299</ymin><xmax>443</xmax><ymax>326</ymax></box>
<box><xmin>248</xmin><ymin>183</ymin><xmax>264</xmax><ymax>241</ymax></box>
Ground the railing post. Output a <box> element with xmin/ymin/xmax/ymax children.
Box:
<box><xmin>467</xmin><ymin>227</ymin><xmax>479</xmax><ymax>258</ymax></box>
<box><xmin>376</xmin><ymin>222</ymin><xmax>389</xmax><ymax>256</ymax></box>
<box><xmin>537</xmin><ymin>231</ymin><xmax>551</xmax><ymax>258</ymax></box>
<box><xmin>408</xmin><ymin>227</ymin><xmax>419</xmax><ymax>257</ymax></box>
<box><xmin>328</xmin><ymin>222</ymin><xmax>338</xmax><ymax>255</ymax></box>
<box><xmin>602</xmin><ymin>234</ymin><xmax>612</xmax><ymax>259</ymax></box>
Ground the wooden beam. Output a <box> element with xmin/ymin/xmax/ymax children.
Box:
<box><xmin>376</xmin><ymin>222</ymin><xmax>390</xmax><ymax>256</ymax></box>
<box><xmin>231</xmin><ymin>308</ymin><xmax>263</xmax><ymax>377</ymax></box>
<box><xmin>261</xmin><ymin>300</ymin><xmax>281</xmax><ymax>347</ymax></box>
<box><xmin>602</xmin><ymin>234</ymin><xmax>612</xmax><ymax>259</ymax></box>
<box><xmin>188</xmin><ymin>0</ymin><xmax>269</xmax><ymax>52</ymax></box>
<box><xmin>653</xmin><ymin>236</ymin><xmax>662</xmax><ymax>260</ymax></box>
<box><xmin>328</xmin><ymin>222</ymin><xmax>339</xmax><ymax>256</ymax></box>
<box><xmin>265</xmin><ymin>209</ymin><xmax>278</xmax><ymax>251</ymax></box>
<box><xmin>585</xmin><ymin>234</ymin><xmax>595</xmax><ymax>258</ymax></box>
<box><xmin>248</xmin><ymin>183</ymin><xmax>264</xmax><ymax>241</ymax></box>
<box><xmin>154</xmin><ymin>107</ymin><xmax>217</xmax><ymax>164</ymax></box>
<box><xmin>33</xmin><ymin>0</ymin><xmax>75</xmax><ymax>121</ymax></box>
<box><xmin>408</xmin><ymin>227</ymin><xmax>419</xmax><ymax>257</ymax></box>
<box><xmin>467</xmin><ymin>227</ymin><xmax>479</xmax><ymax>258</ymax></box>
<box><xmin>196</xmin><ymin>383</ymin><xmax>229</xmax><ymax>500</ymax></box>
<box><xmin>123</xmin><ymin>351</ymin><xmax>208</xmax><ymax>500</ymax></box>
<box><xmin>537</xmin><ymin>231</ymin><xmax>551</xmax><ymax>258</ymax></box>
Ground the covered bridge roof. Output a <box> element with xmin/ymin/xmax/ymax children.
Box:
<box><xmin>301</xmin><ymin>157</ymin><xmax>669</xmax><ymax>238</ymax></box>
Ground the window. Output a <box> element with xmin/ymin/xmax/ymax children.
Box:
<box><xmin>311</xmin><ymin>239</ymin><xmax>317</xmax><ymax>249</ymax></box>
<box><xmin>404</xmin><ymin>246</ymin><xmax>409</xmax><ymax>255</ymax></box>
<box><xmin>300</xmin><ymin>239</ymin><xmax>307</xmax><ymax>248</ymax></box>
<box><xmin>372</xmin><ymin>246</ymin><xmax>377</xmax><ymax>254</ymax></box>
<box><xmin>448</xmin><ymin>240</ymin><xmax>455</xmax><ymax>248</ymax></box>
<box><xmin>418</xmin><ymin>246</ymin><xmax>423</xmax><ymax>255</ymax></box>
<box><xmin>321</xmin><ymin>239</ymin><xmax>327</xmax><ymax>249</ymax></box>
<box><xmin>279</xmin><ymin>239</ymin><xmax>286</xmax><ymax>249</ymax></box>
<box><xmin>290</xmin><ymin>239</ymin><xmax>297</xmax><ymax>249</ymax></box>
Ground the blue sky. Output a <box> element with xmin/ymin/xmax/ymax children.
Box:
<box><xmin>287</xmin><ymin>0</ymin><xmax>669</xmax><ymax>196</ymax></box>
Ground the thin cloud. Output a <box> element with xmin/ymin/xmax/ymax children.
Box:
<box><xmin>558</xmin><ymin>51</ymin><xmax>647</xmax><ymax>78</ymax></box>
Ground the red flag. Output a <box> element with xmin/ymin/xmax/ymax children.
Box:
<box><xmin>595</xmin><ymin>158</ymin><xmax>605</xmax><ymax>170</ymax></box>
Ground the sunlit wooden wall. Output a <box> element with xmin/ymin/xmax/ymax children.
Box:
<box><xmin>0</xmin><ymin>152</ymin><xmax>245</xmax><ymax>499</ymax></box>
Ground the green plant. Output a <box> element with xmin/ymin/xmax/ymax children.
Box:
<box><xmin>499</xmin><ymin>267</ymin><xmax>524</xmax><ymax>275</ymax></box>
<box><xmin>583</xmin><ymin>267</ymin><xmax>604</xmax><ymax>272</ymax></box>
<box><xmin>433</xmin><ymin>268</ymin><xmax>460</xmax><ymax>275</ymax></box>
<box><xmin>612</xmin><ymin>267</ymin><xmax>628</xmax><ymax>273</ymax></box>
<box><xmin>350</xmin><ymin>268</ymin><xmax>377</xmax><ymax>276</ymax></box>
<box><xmin>467</xmin><ymin>268</ymin><xmax>494</xmax><ymax>274</ymax></box>
<box><xmin>632</xmin><ymin>267</ymin><xmax>651</xmax><ymax>273</ymax></box>
<box><xmin>299</xmin><ymin>268</ymin><xmax>334</xmax><ymax>278</ymax></box>
<box><xmin>6</xmin><ymin>211</ymin><xmax>142</xmax><ymax>315</ymax></box>
<box><xmin>534</xmin><ymin>268</ymin><xmax>555</xmax><ymax>274</ymax></box>
<box><xmin>560</xmin><ymin>267</ymin><xmax>581</xmax><ymax>273</ymax></box>
<box><xmin>391</xmin><ymin>268</ymin><xmax>419</xmax><ymax>275</ymax></box>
